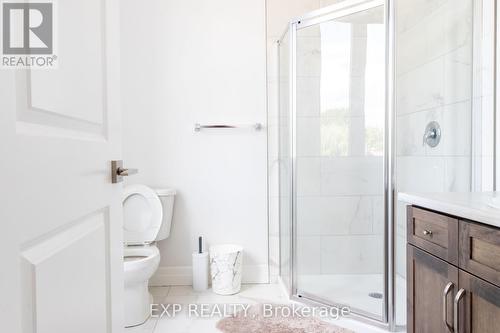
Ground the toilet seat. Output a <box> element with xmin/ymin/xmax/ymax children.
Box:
<box><xmin>123</xmin><ymin>246</ymin><xmax>160</xmax><ymax>278</ymax></box>
<box><xmin>123</xmin><ymin>245</ymin><xmax>159</xmax><ymax>263</ymax></box>
<box><xmin>123</xmin><ymin>184</ymin><xmax>163</xmax><ymax>245</ymax></box>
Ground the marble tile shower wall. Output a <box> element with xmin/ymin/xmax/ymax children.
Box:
<box><xmin>395</xmin><ymin>0</ymin><xmax>473</xmax><ymax>277</ymax></box>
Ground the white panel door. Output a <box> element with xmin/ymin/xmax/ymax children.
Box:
<box><xmin>0</xmin><ymin>0</ymin><xmax>124</xmax><ymax>332</ymax></box>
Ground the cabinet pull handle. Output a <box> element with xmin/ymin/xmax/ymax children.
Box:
<box><xmin>423</xmin><ymin>229</ymin><xmax>433</xmax><ymax>236</ymax></box>
<box><xmin>443</xmin><ymin>282</ymin><xmax>454</xmax><ymax>331</ymax></box>
<box><xmin>453</xmin><ymin>288</ymin><xmax>466</xmax><ymax>333</ymax></box>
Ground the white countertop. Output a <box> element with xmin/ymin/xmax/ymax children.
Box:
<box><xmin>398</xmin><ymin>192</ymin><xmax>500</xmax><ymax>228</ymax></box>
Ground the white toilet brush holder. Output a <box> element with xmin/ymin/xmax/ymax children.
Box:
<box><xmin>192</xmin><ymin>236</ymin><xmax>209</xmax><ymax>291</ymax></box>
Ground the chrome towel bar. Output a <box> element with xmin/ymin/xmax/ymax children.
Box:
<box><xmin>194</xmin><ymin>123</ymin><xmax>263</xmax><ymax>132</ymax></box>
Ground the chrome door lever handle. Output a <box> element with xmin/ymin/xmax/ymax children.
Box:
<box><xmin>111</xmin><ymin>160</ymin><xmax>138</xmax><ymax>183</ymax></box>
<box><xmin>117</xmin><ymin>167</ymin><xmax>138</xmax><ymax>176</ymax></box>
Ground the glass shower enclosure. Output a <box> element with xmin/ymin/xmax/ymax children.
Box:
<box><xmin>278</xmin><ymin>0</ymin><xmax>389</xmax><ymax>323</ymax></box>
<box><xmin>277</xmin><ymin>0</ymin><xmax>483</xmax><ymax>329</ymax></box>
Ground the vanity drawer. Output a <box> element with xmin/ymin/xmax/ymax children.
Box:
<box><xmin>460</xmin><ymin>220</ymin><xmax>500</xmax><ymax>287</ymax></box>
<box><xmin>407</xmin><ymin>206</ymin><xmax>458</xmax><ymax>264</ymax></box>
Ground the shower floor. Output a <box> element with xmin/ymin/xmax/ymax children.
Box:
<box><xmin>297</xmin><ymin>273</ymin><xmax>406</xmax><ymax>325</ymax></box>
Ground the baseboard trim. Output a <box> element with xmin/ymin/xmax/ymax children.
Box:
<box><xmin>150</xmin><ymin>264</ymin><xmax>269</xmax><ymax>286</ymax></box>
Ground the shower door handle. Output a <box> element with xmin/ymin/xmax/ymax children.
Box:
<box><xmin>443</xmin><ymin>282</ymin><xmax>454</xmax><ymax>332</ymax></box>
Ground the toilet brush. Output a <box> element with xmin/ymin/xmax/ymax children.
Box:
<box><xmin>192</xmin><ymin>236</ymin><xmax>209</xmax><ymax>291</ymax></box>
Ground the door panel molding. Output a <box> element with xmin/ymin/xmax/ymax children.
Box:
<box><xmin>20</xmin><ymin>209</ymin><xmax>111</xmax><ymax>333</ymax></box>
<box><xmin>14</xmin><ymin>0</ymin><xmax>109</xmax><ymax>140</ymax></box>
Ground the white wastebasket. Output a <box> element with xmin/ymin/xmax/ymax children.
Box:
<box><xmin>209</xmin><ymin>244</ymin><xmax>243</xmax><ymax>295</ymax></box>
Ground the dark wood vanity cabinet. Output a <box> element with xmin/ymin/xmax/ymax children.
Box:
<box><xmin>407</xmin><ymin>245</ymin><xmax>458</xmax><ymax>332</ymax></box>
<box><xmin>458</xmin><ymin>270</ymin><xmax>500</xmax><ymax>333</ymax></box>
<box><xmin>407</xmin><ymin>206</ymin><xmax>500</xmax><ymax>333</ymax></box>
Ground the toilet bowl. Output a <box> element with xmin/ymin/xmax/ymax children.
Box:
<box><xmin>124</xmin><ymin>246</ymin><xmax>160</xmax><ymax>286</ymax></box>
<box><xmin>122</xmin><ymin>184</ymin><xmax>176</xmax><ymax>327</ymax></box>
<box><xmin>123</xmin><ymin>246</ymin><xmax>160</xmax><ymax>327</ymax></box>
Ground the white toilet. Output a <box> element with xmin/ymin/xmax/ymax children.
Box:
<box><xmin>122</xmin><ymin>184</ymin><xmax>176</xmax><ymax>327</ymax></box>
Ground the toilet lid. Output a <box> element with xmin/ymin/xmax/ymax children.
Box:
<box><xmin>122</xmin><ymin>184</ymin><xmax>163</xmax><ymax>245</ymax></box>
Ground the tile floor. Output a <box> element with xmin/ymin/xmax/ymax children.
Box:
<box><xmin>125</xmin><ymin>284</ymin><xmax>398</xmax><ymax>333</ymax></box>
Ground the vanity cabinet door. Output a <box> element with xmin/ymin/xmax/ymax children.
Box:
<box><xmin>408</xmin><ymin>245</ymin><xmax>458</xmax><ymax>333</ymax></box>
<box><xmin>456</xmin><ymin>270</ymin><xmax>500</xmax><ymax>333</ymax></box>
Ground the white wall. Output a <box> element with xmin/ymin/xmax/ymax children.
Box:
<box><xmin>120</xmin><ymin>0</ymin><xmax>268</xmax><ymax>284</ymax></box>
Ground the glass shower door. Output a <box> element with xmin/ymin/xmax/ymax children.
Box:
<box><xmin>294</xmin><ymin>3</ymin><xmax>386</xmax><ymax>320</ymax></box>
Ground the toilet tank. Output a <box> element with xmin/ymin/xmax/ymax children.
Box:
<box><xmin>154</xmin><ymin>188</ymin><xmax>176</xmax><ymax>241</ymax></box>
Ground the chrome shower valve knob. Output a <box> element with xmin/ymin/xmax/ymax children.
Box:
<box><xmin>423</xmin><ymin>121</ymin><xmax>441</xmax><ymax>148</ymax></box>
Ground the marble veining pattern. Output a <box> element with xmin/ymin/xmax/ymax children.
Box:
<box><xmin>210</xmin><ymin>250</ymin><xmax>243</xmax><ymax>295</ymax></box>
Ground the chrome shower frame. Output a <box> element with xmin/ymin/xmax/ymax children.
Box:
<box><xmin>277</xmin><ymin>0</ymin><xmax>397</xmax><ymax>330</ymax></box>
